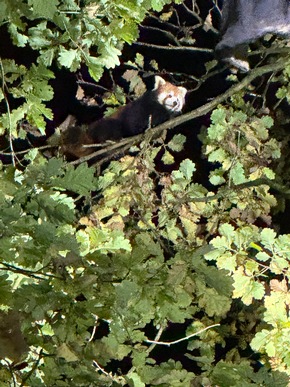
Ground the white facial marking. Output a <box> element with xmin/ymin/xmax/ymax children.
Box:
<box><xmin>157</xmin><ymin>91</ymin><xmax>185</xmax><ymax>112</ymax></box>
<box><xmin>155</xmin><ymin>81</ymin><xmax>187</xmax><ymax>112</ymax></box>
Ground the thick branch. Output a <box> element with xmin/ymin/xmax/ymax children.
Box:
<box><xmin>71</xmin><ymin>59</ymin><xmax>288</xmax><ymax>166</ymax></box>
<box><xmin>149</xmin><ymin>59</ymin><xmax>288</xmax><ymax>134</ymax></box>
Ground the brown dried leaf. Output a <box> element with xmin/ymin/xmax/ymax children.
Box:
<box><xmin>270</xmin><ymin>279</ymin><xmax>288</xmax><ymax>293</ymax></box>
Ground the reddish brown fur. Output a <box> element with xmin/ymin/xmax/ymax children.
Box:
<box><xmin>62</xmin><ymin>76</ymin><xmax>187</xmax><ymax>159</ymax></box>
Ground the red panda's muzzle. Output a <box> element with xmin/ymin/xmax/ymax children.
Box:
<box><xmin>163</xmin><ymin>95</ymin><xmax>184</xmax><ymax>113</ymax></box>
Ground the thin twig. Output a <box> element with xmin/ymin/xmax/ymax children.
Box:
<box><xmin>21</xmin><ymin>350</ymin><xmax>44</xmax><ymax>386</ymax></box>
<box><xmin>146</xmin><ymin>324</ymin><xmax>165</xmax><ymax>354</ymax></box>
<box><xmin>69</xmin><ymin>137</ymin><xmax>136</xmax><ymax>165</ymax></box>
<box><xmin>6</xmin><ymin>360</ymin><xmax>17</xmax><ymax>387</ymax></box>
<box><xmin>172</xmin><ymin>177</ymin><xmax>290</xmax><ymax>205</ymax></box>
<box><xmin>0</xmin><ymin>58</ymin><xmax>16</xmax><ymax>166</ymax></box>
<box><xmin>93</xmin><ymin>359</ymin><xmax>126</xmax><ymax>385</ymax></box>
<box><xmin>0</xmin><ymin>144</ymin><xmax>56</xmax><ymax>156</ymax></box>
<box><xmin>0</xmin><ymin>262</ymin><xmax>59</xmax><ymax>280</ymax></box>
<box><xmin>145</xmin><ymin>323</ymin><xmax>220</xmax><ymax>347</ymax></box>
<box><xmin>140</xmin><ymin>25</ymin><xmax>182</xmax><ymax>46</ymax></box>
<box><xmin>133</xmin><ymin>41</ymin><xmax>213</xmax><ymax>53</ymax></box>
<box><xmin>93</xmin><ymin>360</ymin><xmax>112</xmax><ymax>378</ymax></box>
<box><xmin>88</xmin><ymin>315</ymin><xmax>99</xmax><ymax>342</ymax></box>
<box><xmin>146</xmin><ymin>14</ymin><xmax>180</xmax><ymax>32</ymax></box>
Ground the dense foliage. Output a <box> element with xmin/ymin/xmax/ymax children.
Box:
<box><xmin>1</xmin><ymin>0</ymin><xmax>290</xmax><ymax>386</ymax></box>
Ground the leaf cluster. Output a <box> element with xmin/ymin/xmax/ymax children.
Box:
<box><xmin>0</xmin><ymin>104</ymin><xmax>285</xmax><ymax>385</ymax></box>
<box><xmin>1</xmin><ymin>0</ymin><xmax>179</xmax><ymax>75</ymax></box>
<box><xmin>203</xmin><ymin>104</ymin><xmax>279</xmax><ymax>186</ymax></box>
<box><xmin>2</xmin><ymin>0</ymin><xmax>290</xmax><ymax>385</ymax></box>
<box><xmin>1</xmin><ymin>82</ymin><xmax>290</xmax><ymax>386</ymax></box>
<box><xmin>0</xmin><ymin>0</ymin><xmax>181</xmax><ymax>141</ymax></box>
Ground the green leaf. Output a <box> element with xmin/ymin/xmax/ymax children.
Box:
<box><xmin>256</xmin><ymin>251</ymin><xmax>271</xmax><ymax>262</ymax></box>
<box><xmin>230</xmin><ymin>161</ymin><xmax>247</xmax><ymax>184</ymax></box>
<box><xmin>87</xmin><ymin>56</ymin><xmax>104</xmax><ymax>81</ymax></box>
<box><xmin>8</xmin><ymin>24</ymin><xmax>28</xmax><ymax>47</ymax></box>
<box><xmin>53</xmin><ymin>163</ymin><xmax>97</xmax><ymax>196</ymax></box>
<box><xmin>260</xmin><ymin>115</ymin><xmax>274</xmax><ymax>129</ymax></box>
<box><xmin>0</xmin><ymin>274</ymin><xmax>13</xmax><ymax>305</ymax></box>
<box><xmin>0</xmin><ymin>2</ymin><xmax>7</xmax><ymax>23</ymax></box>
<box><xmin>57</xmin><ymin>343</ymin><xmax>78</xmax><ymax>362</ymax></box>
<box><xmin>58</xmin><ymin>47</ymin><xmax>79</xmax><ymax>69</ymax></box>
<box><xmin>219</xmin><ymin>223</ymin><xmax>235</xmax><ymax>238</ymax></box>
<box><xmin>260</xmin><ymin>228</ymin><xmax>277</xmax><ymax>246</ymax></box>
<box><xmin>179</xmin><ymin>159</ymin><xmax>196</xmax><ymax>180</ymax></box>
<box><xmin>127</xmin><ymin>371</ymin><xmax>146</xmax><ymax>387</ymax></box>
<box><xmin>208</xmin><ymin>148</ymin><xmax>227</xmax><ymax>163</ymax></box>
<box><xmin>262</xmin><ymin>167</ymin><xmax>275</xmax><ymax>179</ymax></box>
<box><xmin>251</xmin><ymin>329</ymin><xmax>270</xmax><ymax>352</ymax></box>
<box><xmin>216</xmin><ymin>252</ymin><xmax>237</xmax><ymax>273</ymax></box>
<box><xmin>161</xmin><ymin>151</ymin><xmax>175</xmax><ymax>165</ymax></box>
<box><xmin>199</xmin><ymin>289</ymin><xmax>231</xmax><ymax>317</ymax></box>
<box><xmin>29</xmin><ymin>0</ymin><xmax>59</xmax><ymax>19</ymax></box>
<box><xmin>98</xmin><ymin>43</ymin><xmax>122</xmax><ymax>69</ymax></box>
<box><xmin>209</xmin><ymin>170</ymin><xmax>226</xmax><ymax>185</ymax></box>
<box><xmin>167</xmin><ymin>134</ymin><xmax>186</xmax><ymax>152</ymax></box>
<box><xmin>233</xmin><ymin>268</ymin><xmax>265</xmax><ymax>305</ymax></box>
<box><xmin>210</xmin><ymin>108</ymin><xmax>226</xmax><ymax>125</ymax></box>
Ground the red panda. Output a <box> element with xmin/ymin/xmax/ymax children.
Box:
<box><xmin>61</xmin><ymin>76</ymin><xmax>187</xmax><ymax>159</ymax></box>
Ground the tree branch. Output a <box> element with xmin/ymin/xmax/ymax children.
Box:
<box><xmin>70</xmin><ymin>59</ymin><xmax>289</xmax><ymax>166</ymax></box>
<box><xmin>145</xmin><ymin>324</ymin><xmax>220</xmax><ymax>347</ymax></box>
<box><xmin>149</xmin><ymin>59</ymin><xmax>288</xmax><ymax>134</ymax></box>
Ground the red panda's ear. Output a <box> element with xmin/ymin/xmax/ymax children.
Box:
<box><xmin>178</xmin><ymin>86</ymin><xmax>187</xmax><ymax>98</ymax></box>
<box><xmin>153</xmin><ymin>76</ymin><xmax>166</xmax><ymax>90</ymax></box>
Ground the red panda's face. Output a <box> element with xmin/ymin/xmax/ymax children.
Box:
<box><xmin>153</xmin><ymin>76</ymin><xmax>187</xmax><ymax>113</ymax></box>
